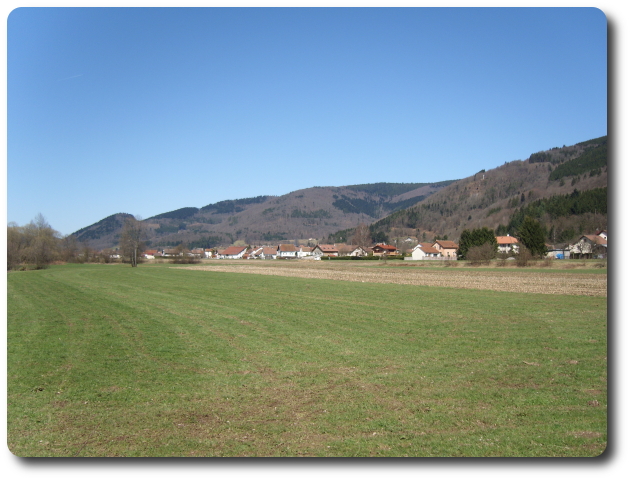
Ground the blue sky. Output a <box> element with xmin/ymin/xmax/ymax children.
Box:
<box><xmin>7</xmin><ymin>6</ymin><xmax>608</xmax><ymax>236</ymax></box>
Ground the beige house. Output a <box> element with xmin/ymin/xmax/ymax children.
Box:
<box><xmin>432</xmin><ymin>240</ymin><xmax>458</xmax><ymax>259</ymax></box>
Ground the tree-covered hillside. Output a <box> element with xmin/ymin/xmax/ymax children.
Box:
<box><xmin>342</xmin><ymin>136</ymin><xmax>607</xmax><ymax>246</ymax></box>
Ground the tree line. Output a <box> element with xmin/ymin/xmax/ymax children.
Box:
<box><xmin>7</xmin><ymin>215</ymin><xmax>146</xmax><ymax>270</ymax></box>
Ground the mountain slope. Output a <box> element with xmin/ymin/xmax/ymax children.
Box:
<box><xmin>361</xmin><ymin>136</ymin><xmax>607</xmax><ymax>245</ymax></box>
<box><xmin>72</xmin><ymin>182</ymin><xmax>454</xmax><ymax>250</ymax></box>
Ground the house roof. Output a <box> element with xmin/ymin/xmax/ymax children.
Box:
<box><xmin>278</xmin><ymin>244</ymin><xmax>298</xmax><ymax>252</ymax></box>
<box><xmin>414</xmin><ymin>243</ymin><xmax>439</xmax><ymax>254</ymax></box>
<box><xmin>338</xmin><ymin>245</ymin><xmax>360</xmax><ymax>254</ymax></box>
<box><xmin>581</xmin><ymin>235</ymin><xmax>607</xmax><ymax>245</ymax></box>
<box><xmin>433</xmin><ymin>240</ymin><xmax>459</xmax><ymax>249</ymax></box>
<box><xmin>262</xmin><ymin>247</ymin><xmax>277</xmax><ymax>255</ymax></box>
<box><xmin>221</xmin><ymin>246</ymin><xmax>247</xmax><ymax>256</ymax></box>
<box><xmin>373</xmin><ymin>244</ymin><xmax>397</xmax><ymax>251</ymax></box>
<box><xmin>496</xmin><ymin>236</ymin><xmax>520</xmax><ymax>245</ymax></box>
<box><xmin>316</xmin><ymin>244</ymin><xmax>339</xmax><ymax>253</ymax></box>
<box><xmin>300</xmin><ymin>246</ymin><xmax>314</xmax><ymax>252</ymax></box>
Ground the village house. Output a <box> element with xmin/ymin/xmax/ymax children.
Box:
<box><xmin>298</xmin><ymin>245</ymin><xmax>314</xmax><ymax>258</ymax></box>
<box><xmin>410</xmin><ymin>243</ymin><xmax>440</xmax><ymax>260</ymax></box>
<box><xmin>312</xmin><ymin>244</ymin><xmax>340</xmax><ymax>258</ymax></box>
<box><xmin>277</xmin><ymin>244</ymin><xmax>299</xmax><ymax>258</ymax></box>
<box><xmin>569</xmin><ymin>234</ymin><xmax>607</xmax><ymax>259</ymax></box>
<box><xmin>431</xmin><ymin>240</ymin><xmax>458</xmax><ymax>259</ymax></box>
<box><xmin>217</xmin><ymin>246</ymin><xmax>248</xmax><ymax>259</ymax></box>
<box><xmin>371</xmin><ymin>244</ymin><xmax>398</xmax><ymax>257</ymax></box>
<box><xmin>261</xmin><ymin>246</ymin><xmax>278</xmax><ymax>260</ymax></box>
<box><xmin>337</xmin><ymin>244</ymin><xmax>368</xmax><ymax>257</ymax></box>
<box><xmin>495</xmin><ymin>235</ymin><xmax>520</xmax><ymax>255</ymax></box>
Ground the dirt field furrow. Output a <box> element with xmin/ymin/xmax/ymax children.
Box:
<box><xmin>175</xmin><ymin>263</ymin><xmax>607</xmax><ymax>297</ymax></box>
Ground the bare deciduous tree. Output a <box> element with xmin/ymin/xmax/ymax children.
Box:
<box><xmin>24</xmin><ymin>214</ymin><xmax>59</xmax><ymax>269</ymax></box>
<box><xmin>351</xmin><ymin>223</ymin><xmax>372</xmax><ymax>248</ymax></box>
<box><xmin>59</xmin><ymin>235</ymin><xmax>79</xmax><ymax>262</ymax></box>
<box><xmin>7</xmin><ymin>214</ymin><xmax>59</xmax><ymax>270</ymax></box>
<box><xmin>120</xmin><ymin>217</ymin><xmax>145</xmax><ymax>267</ymax></box>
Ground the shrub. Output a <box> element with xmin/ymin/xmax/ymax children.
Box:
<box><xmin>541</xmin><ymin>257</ymin><xmax>554</xmax><ymax>268</ymax></box>
<box><xmin>515</xmin><ymin>248</ymin><xmax>533</xmax><ymax>267</ymax></box>
<box><xmin>170</xmin><ymin>256</ymin><xmax>200</xmax><ymax>264</ymax></box>
<box><xmin>466</xmin><ymin>243</ymin><xmax>496</xmax><ymax>266</ymax></box>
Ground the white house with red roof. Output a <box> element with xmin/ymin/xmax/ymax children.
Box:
<box><xmin>261</xmin><ymin>246</ymin><xmax>278</xmax><ymax>259</ymax></box>
<box><xmin>495</xmin><ymin>235</ymin><xmax>520</xmax><ymax>255</ymax></box>
<box><xmin>217</xmin><ymin>246</ymin><xmax>248</xmax><ymax>259</ymax></box>
<box><xmin>277</xmin><ymin>244</ymin><xmax>299</xmax><ymax>258</ymax></box>
<box><xmin>569</xmin><ymin>234</ymin><xmax>607</xmax><ymax>259</ymax></box>
<box><xmin>410</xmin><ymin>243</ymin><xmax>440</xmax><ymax>260</ymax></box>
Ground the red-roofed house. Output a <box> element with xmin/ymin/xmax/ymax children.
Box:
<box><xmin>495</xmin><ymin>235</ymin><xmax>520</xmax><ymax>255</ymax></box>
<box><xmin>277</xmin><ymin>244</ymin><xmax>299</xmax><ymax>258</ymax></box>
<box><xmin>217</xmin><ymin>246</ymin><xmax>248</xmax><ymax>259</ymax></box>
<box><xmin>372</xmin><ymin>244</ymin><xmax>398</xmax><ymax>256</ymax></box>
<box><xmin>312</xmin><ymin>244</ymin><xmax>340</xmax><ymax>258</ymax></box>
<box><xmin>570</xmin><ymin>234</ymin><xmax>607</xmax><ymax>259</ymax></box>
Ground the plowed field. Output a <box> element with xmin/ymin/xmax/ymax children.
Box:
<box><xmin>178</xmin><ymin>261</ymin><xmax>607</xmax><ymax>296</ymax></box>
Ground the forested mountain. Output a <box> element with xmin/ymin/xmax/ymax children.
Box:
<box><xmin>72</xmin><ymin>182</ymin><xmax>453</xmax><ymax>250</ymax></box>
<box><xmin>72</xmin><ymin>135</ymin><xmax>606</xmax><ymax>251</ymax></box>
<box><xmin>348</xmin><ymin>136</ymin><xmax>607</xmax><ymax>246</ymax></box>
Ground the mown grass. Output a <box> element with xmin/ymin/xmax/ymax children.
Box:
<box><xmin>7</xmin><ymin>263</ymin><xmax>607</xmax><ymax>457</ymax></box>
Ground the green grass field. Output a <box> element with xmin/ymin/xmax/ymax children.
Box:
<box><xmin>7</xmin><ymin>263</ymin><xmax>607</xmax><ymax>457</ymax></box>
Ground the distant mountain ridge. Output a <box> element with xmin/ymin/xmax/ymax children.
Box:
<box><xmin>72</xmin><ymin>135</ymin><xmax>607</xmax><ymax>251</ymax></box>
<box><xmin>72</xmin><ymin>181</ymin><xmax>455</xmax><ymax>250</ymax></box>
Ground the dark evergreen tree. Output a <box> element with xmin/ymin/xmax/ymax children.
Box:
<box><xmin>457</xmin><ymin>227</ymin><xmax>497</xmax><ymax>260</ymax></box>
<box><xmin>518</xmin><ymin>216</ymin><xmax>547</xmax><ymax>257</ymax></box>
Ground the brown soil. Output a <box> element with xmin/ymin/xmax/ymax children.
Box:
<box><xmin>175</xmin><ymin>261</ymin><xmax>607</xmax><ymax>296</ymax></box>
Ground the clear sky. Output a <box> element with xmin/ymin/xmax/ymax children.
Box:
<box><xmin>7</xmin><ymin>6</ymin><xmax>608</xmax><ymax>236</ymax></box>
